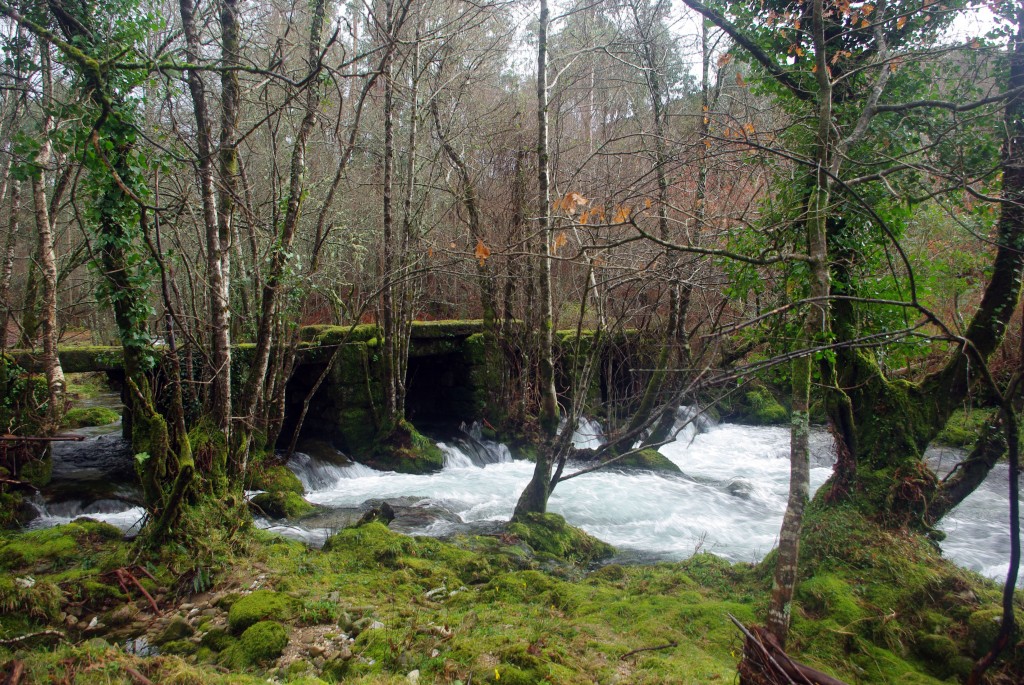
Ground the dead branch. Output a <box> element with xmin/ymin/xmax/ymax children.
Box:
<box><xmin>620</xmin><ymin>641</ymin><xmax>678</xmax><ymax>660</ymax></box>
<box><xmin>123</xmin><ymin>666</ymin><xmax>154</xmax><ymax>685</ymax></box>
<box><xmin>0</xmin><ymin>630</ymin><xmax>66</xmax><ymax>647</ymax></box>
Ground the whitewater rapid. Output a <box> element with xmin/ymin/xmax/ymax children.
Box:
<box><xmin>29</xmin><ymin>412</ymin><xmax>1021</xmax><ymax>584</ymax></box>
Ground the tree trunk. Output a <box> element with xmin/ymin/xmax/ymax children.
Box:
<box><xmin>216</xmin><ymin>0</ymin><xmax>238</xmax><ymax>443</ymax></box>
<box><xmin>535</xmin><ymin>0</ymin><xmax>558</xmax><ymax>438</ymax></box>
<box><xmin>767</xmin><ymin>0</ymin><xmax>833</xmax><ymax>646</ymax></box>
<box><xmin>513</xmin><ymin>0</ymin><xmax>558</xmax><ymax>520</ymax></box>
<box><xmin>31</xmin><ymin>45</ymin><xmax>65</xmax><ymax>431</ymax></box>
<box><xmin>179</xmin><ymin>0</ymin><xmax>231</xmax><ymax>447</ymax></box>
<box><xmin>238</xmin><ymin>0</ymin><xmax>328</xmax><ymax>456</ymax></box>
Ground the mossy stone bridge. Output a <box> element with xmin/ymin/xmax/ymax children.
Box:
<box><xmin>14</xmin><ymin>320</ymin><xmax>647</xmax><ymax>453</ymax></box>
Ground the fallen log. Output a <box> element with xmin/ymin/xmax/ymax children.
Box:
<box><xmin>729</xmin><ymin>614</ymin><xmax>848</xmax><ymax>685</ymax></box>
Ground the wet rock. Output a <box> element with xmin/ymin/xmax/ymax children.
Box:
<box><xmin>726</xmin><ymin>479</ymin><xmax>754</xmax><ymax>499</ymax></box>
<box><xmin>156</xmin><ymin>616</ymin><xmax>195</xmax><ymax>645</ymax></box>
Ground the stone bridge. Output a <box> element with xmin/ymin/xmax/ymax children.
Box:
<box><xmin>13</xmin><ymin>320</ymin><xmax>649</xmax><ymax>452</ymax></box>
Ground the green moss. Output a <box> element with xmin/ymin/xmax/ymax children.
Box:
<box><xmin>246</xmin><ymin>465</ymin><xmax>304</xmax><ymax>495</ymax></box>
<box><xmin>966</xmin><ymin>608</ymin><xmax>1005</xmax><ymax>657</ymax></box>
<box><xmin>506</xmin><ymin>513</ymin><xmax>614</xmax><ymax>565</ymax></box>
<box><xmin>161</xmin><ymin>639</ymin><xmax>199</xmax><ymax>656</ymax></box>
<box><xmin>239</xmin><ymin>620</ymin><xmax>289</xmax><ymax>663</ymax></box>
<box><xmin>250</xmin><ymin>491</ymin><xmax>315</xmax><ymax>519</ymax></box>
<box><xmin>365</xmin><ymin>421</ymin><xmax>444</xmax><ymax>474</ymax></box>
<box><xmin>228</xmin><ymin>590</ymin><xmax>295</xmax><ymax>633</ymax></box>
<box><xmin>605</xmin><ymin>448</ymin><xmax>682</xmax><ymax>474</ymax></box>
<box><xmin>189</xmin><ymin>419</ymin><xmax>229</xmax><ymax>493</ymax></box>
<box><xmin>935</xmin><ymin>407</ymin><xmax>994</xmax><ymax>448</ymax></box>
<box><xmin>156</xmin><ymin>616</ymin><xmax>196</xmax><ymax>645</ymax></box>
<box><xmin>0</xmin><ymin>575</ymin><xmax>62</xmax><ymax>620</ymax></box>
<box><xmin>34</xmin><ymin>346</ymin><xmax>124</xmax><ymax>373</ymax></box>
<box><xmin>322</xmin><ymin>521</ymin><xmax>417</xmax><ymax>565</ymax></box>
<box><xmin>0</xmin><ymin>520</ymin><xmax>122</xmax><ymax>567</ymax></box>
<box><xmin>797</xmin><ymin>573</ymin><xmax>867</xmax><ymax>626</ymax></box>
<box><xmin>62</xmin><ymin>406</ymin><xmax>120</xmax><ymax>429</ymax></box>
<box><xmin>739</xmin><ymin>387</ymin><xmax>788</xmax><ymax>425</ymax></box>
<box><xmin>200</xmin><ymin>628</ymin><xmax>235</xmax><ymax>652</ymax></box>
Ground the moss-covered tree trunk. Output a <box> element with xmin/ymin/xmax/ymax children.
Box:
<box><xmin>824</xmin><ymin>20</ymin><xmax>1024</xmax><ymax>523</ymax></box>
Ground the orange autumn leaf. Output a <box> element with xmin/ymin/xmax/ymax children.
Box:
<box><xmin>896</xmin><ymin>15</ymin><xmax>907</xmax><ymax>29</ymax></box>
<box><xmin>736</xmin><ymin>72</ymin><xmax>746</xmax><ymax>87</ymax></box>
<box><xmin>612</xmin><ymin>205</ymin><xmax>631</xmax><ymax>224</ymax></box>
<box><xmin>474</xmin><ymin>239</ymin><xmax>491</xmax><ymax>266</ymax></box>
<box><xmin>552</xmin><ymin>232</ymin><xmax>568</xmax><ymax>253</ymax></box>
<box><xmin>554</xmin><ymin>191</ymin><xmax>589</xmax><ymax>213</ymax></box>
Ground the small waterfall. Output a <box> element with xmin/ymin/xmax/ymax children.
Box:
<box><xmin>451</xmin><ymin>422</ymin><xmax>514</xmax><ymax>467</ymax></box>
<box><xmin>26</xmin><ymin>495</ymin><xmax>145</xmax><ymax>535</ymax></box>
<box><xmin>670</xmin><ymin>405</ymin><xmax>714</xmax><ymax>444</ymax></box>
<box><xmin>572</xmin><ymin>418</ymin><xmax>606</xmax><ymax>450</ymax></box>
<box><xmin>439</xmin><ymin>442</ymin><xmax>475</xmax><ymax>468</ymax></box>
<box><xmin>288</xmin><ymin>451</ymin><xmax>380</xmax><ymax>491</ymax></box>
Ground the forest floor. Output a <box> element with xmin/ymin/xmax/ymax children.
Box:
<box><xmin>0</xmin><ymin>504</ymin><xmax>1021</xmax><ymax>684</ymax></box>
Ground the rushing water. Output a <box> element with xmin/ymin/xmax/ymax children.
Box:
<box><xmin>27</xmin><ymin>407</ymin><xmax>1021</xmax><ymax>584</ymax></box>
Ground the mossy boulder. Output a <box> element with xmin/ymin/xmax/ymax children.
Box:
<box><xmin>200</xmin><ymin>627</ymin><xmax>234</xmax><ymax>652</ymax></box>
<box><xmin>239</xmin><ymin>620</ymin><xmax>288</xmax><ymax>663</ymax></box>
<box><xmin>507</xmin><ymin>512</ymin><xmax>614</xmax><ymax>564</ymax></box>
<box><xmin>603</xmin><ymin>448</ymin><xmax>681</xmax><ymax>474</ymax></box>
<box><xmin>62</xmin><ymin>406</ymin><xmax>120</xmax><ymax>429</ymax></box>
<box><xmin>736</xmin><ymin>387</ymin><xmax>788</xmax><ymax>425</ymax></box>
<box><xmin>250</xmin><ymin>491</ymin><xmax>315</xmax><ymax>519</ymax></box>
<box><xmin>966</xmin><ymin>608</ymin><xmax>1005</xmax><ymax>657</ymax></box>
<box><xmin>227</xmin><ymin>590</ymin><xmax>295</xmax><ymax>633</ymax></box>
<box><xmin>364</xmin><ymin>420</ymin><xmax>444</xmax><ymax>474</ymax></box>
<box><xmin>161</xmin><ymin>639</ymin><xmax>199</xmax><ymax>656</ymax></box>
<box><xmin>246</xmin><ymin>464</ymin><xmax>304</xmax><ymax>495</ymax></box>
<box><xmin>322</xmin><ymin>521</ymin><xmax>417</xmax><ymax>566</ymax></box>
<box><xmin>155</xmin><ymin>616</ymin><xmax>195</xmax><ymax>645</ymax></box>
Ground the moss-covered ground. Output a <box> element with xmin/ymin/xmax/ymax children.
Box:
<box><xmin>0</xmin><ymin>507</ymin><xmax>1020</xmax><ymax>684</ymax></box>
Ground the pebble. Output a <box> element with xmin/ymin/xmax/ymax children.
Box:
<box><xmin>407</xmin><ymin>669</ymin><xmax>420</xmax><ymax>684</ymax></box>
<box><xmin>308</xmin><ymin>645</ymin><xmax>326</xmax><ymax>658</ymax></box>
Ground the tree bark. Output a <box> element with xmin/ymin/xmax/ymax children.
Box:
<box><xmin>179</xmin><ymin>0</ymin><xmax>231</xmax><ymax>444</ymax></box>
<box><xmin>31</xmin><ymin>45</ymin><xmax>65</xmax><ymax>431</ymax></box>
<box><xmin>535</xmin><ymin>0</ymin><xmax>558</xmax><ymax>439</ymax></box>
<box><xmin>513</xmin><ymin>0</ymin><xmax>558</xmax><ymax>520</ymax></box>
<box><xmin>767</xmin><ymin>0</ymin><xmax>832</xmax><ymax>646</ymax></box>
<box><xmin>238</xmin><ymin>0</ymin><xmax>328</xmax><ymax>455</ymax></box>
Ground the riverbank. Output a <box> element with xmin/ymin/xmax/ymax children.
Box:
<box><xmin>1</xmin><ymin>506</ymin><xmax>1020</xmax><ymax>684</ymax></box>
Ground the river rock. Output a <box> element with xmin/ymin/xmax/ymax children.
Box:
<box><xmin>726</xmin><ymin>479</ymin><xmax>754</xmax><ymax>499</ymax></box>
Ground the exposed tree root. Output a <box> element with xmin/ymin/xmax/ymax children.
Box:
<box><xmin>731</xmin><ymin>615</ymin><xmax>848</xmax><ymax>685</ymax></box>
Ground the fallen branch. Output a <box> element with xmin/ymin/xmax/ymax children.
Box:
<box><xmin>620</xmin><ymin>641</ymin><xmax>678</xmax><ymax>660</ymax></box>
<box><xmin>123</xmin><ymin>666</ymin><xmax>154</xmax><ymax>685</ymax></box>
<box><xmin>0</xmin><ymin>630</ymin><xmax>66</xmax><ymax>647</ymax></box>
<box><xmin>105</xmin><ymin>567</ymin><xmax>161</xmax><ymax>616</ymax></box>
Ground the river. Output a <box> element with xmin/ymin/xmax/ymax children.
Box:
<box><xmin>28</xmin><ymin>409</ymin><xmax>1021</xmax><ymax>584</ymax></box>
